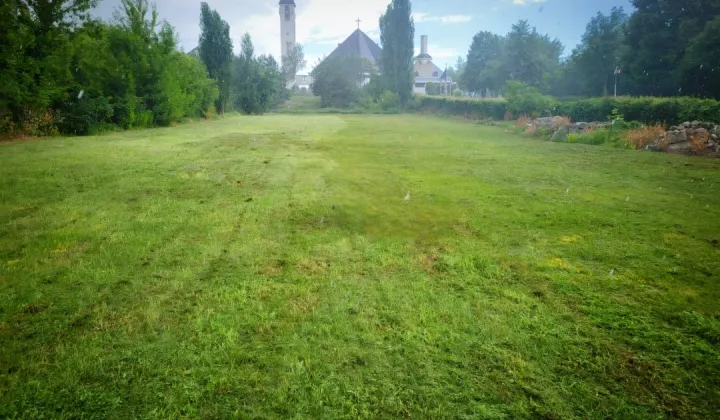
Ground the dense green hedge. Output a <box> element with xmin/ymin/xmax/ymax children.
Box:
<box><xmin>414</xmin><ymin>95</ymin><xmax>720</xmax><ymax>125</ymax></box>
<box><xmin>413</xmin><ymin>96</ymin><xmax>507</xmax><ymax>120</ymax></box>
<box><xmin>556</xmin><ymin>97</ymin><xmax>720</xmax><ymax>125</ymax></box>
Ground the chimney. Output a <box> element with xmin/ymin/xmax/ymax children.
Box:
<box><xmin>421</xmin><ymin>35</ymin><xmax>428</xmax><ymax>55</ymax></box>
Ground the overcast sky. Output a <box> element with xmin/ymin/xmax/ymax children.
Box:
<box><xmin>92</xmin><ymin>0</ymin><xmax>633</xmax><ymax>72</ymax></box>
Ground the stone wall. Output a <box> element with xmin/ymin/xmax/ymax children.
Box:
<box><xmin>525</xmin><ymin>116</ymin><xmax>720</xmax><ymax>156</ymax></box>
<box><xmin>657</xmin><ymin>121</ymin><xmax>720</xmax><ymax>155</ymax></box>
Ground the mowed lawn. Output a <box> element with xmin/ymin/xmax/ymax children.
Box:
<box><xmin>1</xmin><ymin>114</ymin><xmax>719</xmax><ymax>419</ymax></box>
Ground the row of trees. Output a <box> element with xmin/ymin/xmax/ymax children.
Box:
<box><xmin>1</xmin><ymin>0</ymin><xmax>219</xmax><ymax>135</ymax></box>
<box><xmin>0</xmin><ymin>0</ymin><xmax>298</xmax><ymax>136</ymax></box>
<box><xmin>459</xmin><ymin>0</ymin><xmax>720</xmax><ymax>99</ymax></box>
<box><xmin>197</xmin><ymin>2</ymin><xmax>306</xmax><ymax>116</ymax></box>
<box><xmin>460</xmin><ymin>21</ymin><xmax>562</xmax><ymax>97</ymax></box>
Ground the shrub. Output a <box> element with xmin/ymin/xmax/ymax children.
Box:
<box><xmin>689</xmin><ymin>131</ymin><xmax>711</xmax><ymax>155</ymax></box>
<box><xmin>406</xmin><ymin>96</ymin><xmax>423</xmax><ymax>111</ymax></box>
<box><xmin>379</xmin><ymin>91</ymin><xmax>400</xmax><ymax>111</ymax></box>
<box><xmin>0</xmin><ymin>115</ymin><xmax>16</xmax><ymax>136</ymax></box>
<box><xmin>411</xmin><ymin>94</ymin><xmax>720</xmax><ymax>127</ymax></box>
<box><xmin>356</xmin><ymin>96</ymin><xmax>378</xmax><ymax>111</ymax></box>
<box><xmin>566</xmin><ymin>133</ymin><xmax>581</xmax><ymax>143</ymax></box>
<box><xmin>625</xmin><ymin>124</ymin><xmax>665</xmax><ymax>150</ymax></box>
<box><xmin>567</xmin><ymin>129</ymin><xmax>609</xmax><ymax>145</ymax></box>
<box><xmin>57</xmin><ymin>97</ymin><xmax>113</xmax><ymax>135</ymax></box>
<box><xmin>20</xmin><ymin>109</ymin><xmax>58</xmax><ymax>136</ymax></box>
<box><xmin>452</xmin><ymin>89</ymin><xmax>463</xmax><ymax>97</ymax></box>
<box><xmin>134</xmin><ymin>110</ymin><xmax>154</xmax><ymax>128</ymax></box>
<box><xmin>414</xmin><ymin>96</ymin><xmax>507</xmax><ymax>120</ymax></box>
<box><xmin>514</xmin><ymin>115</ymin><xmax>531</xmax><ymax>130</ymax></box>
<box><xmin>505</xmin><ymin>81</ymin><xmax>556</xmax><ymax>117</ymax></box>
<box><xmin>556</xmin><ymin>96</ymin><xmax>720</xmax><ymax>125</ymax></box>
<box><xmin>425</xmin><ymin>82</ymin><xmax>440</xmax><ymax>95</ymax></box>
<box><xmin>311</xmin><ymin>54</ymin><xmax>372</xmax><ymax>108</ymax></box>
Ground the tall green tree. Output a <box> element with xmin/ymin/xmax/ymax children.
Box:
<box><xmin>461</xmin><ymin>31</ymin><xmax>503</xmax><ymax>96</ymax></box>
<box><xmin>461</xmin><ymin>22</ymin><xmax>562</xmax><ymax>96</ymax></box>
<box><xmin>0</xmin><ymin>0</ymin><xmax>97</xmax><ymax>127</ymax></box>
<box><xmin>443</xmin><ymin>56</ymin><xmax>465</xmax><ymax>82</ymax></box>
<box><xmin>234</xmin><ymin>33</ymin><xmax>258</xmax><ymax>114</ymax></box>
<box><xmin>501</xmin><ymin>20</ymin><xmax>563</xmax><ymax>90</ymax></box>
<box><xmin>623</xmin><ymin>0</ymin><xmax>720</xmax><ymax>96</ymax></box>
<box><xmin>0</xmin><ymin>1</ymin><xmax>35</xmax><ymax>124</ymax></box>
<box><xmin>379</xmin><ymin>0</ymin><xmax>415</xmax><ymax>106</ymax></box>
<box><xmin>571</xmin><ymin>7</ymin><xmax>628</xmax><ymax>96</ymax></box>
<box><xmin>233</xmin><ymin>34</ymin><xmax>283</xmax><ymax>114</ymax></box>
<box><xmin>199</xmin><ymin>2</ymin><xmax>233</xmax><ymax>114</ymax></box>
<box><xmin>257</xmin><ymin>54</ymin><xmax>284</xmax><ymax>108</ymax></box>
<box><xmin>681</xmin><ymin>15</ymin><xmax>720</xmax><ymax>98</ymax></box>
<box><xmin>1</xmin><ymin>0</ymin><xmax>216</xmax><ymax>135</ymax></box>
<box><xmin>311</xmin><ymin>55</ymin><xmax>375</xmax><ymax>108</ymax></box>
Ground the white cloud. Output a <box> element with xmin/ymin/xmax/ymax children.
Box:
<box><xmin>511</xmin><ymin>0</ymin><xmax>547</xmax><ymax>5</ymax></box>
<box><xmin>413</xmin><ymin>12</ymin><xmax>472</xmax><ymax>24</ymax></box>
<box><xmin>439</xmin><ymin>15</ymin><xmax>473</xmax><ymax>24</ymax></box>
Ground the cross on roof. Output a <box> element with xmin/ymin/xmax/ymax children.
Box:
<box><xmin>356</xmin><ymin>18</ymin><xmax>361</xmax><ymax>29</ymax></box>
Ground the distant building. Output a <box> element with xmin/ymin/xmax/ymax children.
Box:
<box><xmin>280</xmin><ymin>0</ymin><xmax>314</xmax><ymax>89</ymax></box>
<box><xmin>280</xmin><ymin>3</ymin><xmax>450</xmax><ymax>94</ymax></box>
<box><xmin>325</xmin><ymin>28</ymin><xmax>383</xmax><ymax>71</ymax></box>
<box><xmin>413</xmin><ymin>35</ymin><xmax>452</xmax><ymax>95</ymax></box>
<box><xmin>279</xmin><ymin>0</ymin><xmax>296</xmax><ymax>60</ymax></box>
<box><xmin>312</xmin><ymin>28</ymin><xmax>383</xmax><ymax>86</ymax></box>
<box><xmin>293</xmin><ymin>74</ymin><xmax>313</xmax><ymax>89</ymax></box>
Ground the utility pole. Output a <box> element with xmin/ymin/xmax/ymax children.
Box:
<box><xmin>614</xmin><ymin>66</ymin><xmax>621</xmax><ymax>97</ymax></box>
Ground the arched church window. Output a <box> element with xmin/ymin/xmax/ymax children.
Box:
<box><xmin>285</xmin><ymin>6</ymin><xmax>291</xmax><ymax>21</ymax></box>
<box><xmin>433</xmin><ymin>71</ymin><xmax>438</xmax><ymax>77</ymax></box>
<box><xmin>415</xmin><ymin>71</ymin><xmax>419</xmax><ymax>76</ymax></box>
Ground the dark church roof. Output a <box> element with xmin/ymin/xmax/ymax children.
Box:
<box><xmin>279</xmin><ymin>0</ymin><xmax>295</xmax><ymax>4</ymax></box>
<box><xmin>327</xmin><ymin>29</ymin><xmax>382</xmax><ymax>68</ymax></box>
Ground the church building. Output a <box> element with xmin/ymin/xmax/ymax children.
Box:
<box><xmin>326</xmin><ymin>29</ymin><xmax>383</xmax><ymax>71</ymax></box>
<box><xmin>280</xmin><ymin>1</ymin><xmax>451</xmax><ymax>94</ymax></box>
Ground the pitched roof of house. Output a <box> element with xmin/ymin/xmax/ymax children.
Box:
<box><xmin>327</xmin><ymin>29</ymin><xmax>382</xmax><ymax>67</ymax></box>
<box><xmin>414</xmin><ymin>60</ymin><xmax>444</xmax><ymax>78</ymax></box>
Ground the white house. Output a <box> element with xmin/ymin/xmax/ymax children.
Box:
<box><xmin>413</xmin><ymin>35</ymin><xmax>452</xmax><ymax>95</ymax></box>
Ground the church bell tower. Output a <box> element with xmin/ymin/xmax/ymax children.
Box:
<box><xmin>279</xmin><ymin>0</ymin><xmax>296</xmax><ymax>59</ymax></box>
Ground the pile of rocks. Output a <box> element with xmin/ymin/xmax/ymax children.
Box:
<box><xmin>526</xmin><ymin>116</ymin><xmax>720</xmax><ymax>156</ymax></box>
<box><xmin>525</xmin><ymin>117</ymin><xmax>607</xmax><ymax>141</ymax></box>
<box><xmin>657</xmin><ymin>121</ymin><xmax>720</xmax><ymax>154</ymax></box>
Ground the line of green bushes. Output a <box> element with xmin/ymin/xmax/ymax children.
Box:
<box><xmin>411</xmin><ymin>96</ymin><xmax>507</xmax><ymax>120</ymax></box>
<box><xmin>414</xmin><ymin>89</ymin><xmax>720</xmax><ymax>125</ymax></box>
<box><xmin>555</xmin><ymin>96</ymin><xmax>720</xmax><ymax>125</ymax></box>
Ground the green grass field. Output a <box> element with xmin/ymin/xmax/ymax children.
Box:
<box><xmin>1</xmin><ymin>114</ymin><xmax>719</xmax><ymax>418</ymax></box>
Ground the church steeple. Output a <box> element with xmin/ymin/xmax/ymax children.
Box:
<box><xmin>279</xmin><ymin>0</ymin><xmax>296</xmax><ymax>59</ymax></box>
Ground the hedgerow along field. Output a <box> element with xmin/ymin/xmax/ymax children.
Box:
<box><xmin>1</xmin><ymin>114</ymin><xmax>719</xmax><ymax>418</ymax></box>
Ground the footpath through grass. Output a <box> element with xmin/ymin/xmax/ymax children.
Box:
<box><xmin>1</xmin><ymin>114</ymin><xmax>719</xmax><ymax>418</ymax></box>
